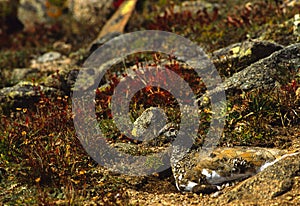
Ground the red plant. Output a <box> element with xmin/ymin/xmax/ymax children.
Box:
<box><xmin>113</xmin><ymin>0</ymin><xmax>126</xmax><ymax>9</ymax></box>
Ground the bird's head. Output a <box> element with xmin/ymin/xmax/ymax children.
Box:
<box><xmin>158</xmin><ymin>122</ymin><xmax>179</xmax><ymax>141</ymax></box>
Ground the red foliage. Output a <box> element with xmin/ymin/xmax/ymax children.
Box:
<box><xmin>113</xmin><ymin>0</ymin><xmax>126</xmax><ymax>9</ymax></box>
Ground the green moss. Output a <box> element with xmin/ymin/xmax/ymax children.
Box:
<box><xmin>0</xmin><ymin>50</ymin><xmax>32</xmax><ymax>69</ymax></box>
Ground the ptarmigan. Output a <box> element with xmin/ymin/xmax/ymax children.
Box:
<box><xmin>157</xmin><ymin>123</ymin><xmax>300</xmax><ymax>194</ymax></box>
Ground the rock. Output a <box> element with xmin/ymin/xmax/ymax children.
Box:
<box><xmin>224</xmin><ymin>43</ymin><xmax>300</xmax><ymax>91</ymax></box>
<box><xmin>69</xmin><ymin>0</ymin><xmax>114</xmax><ymax>25</ymax></box>
<box><xmin>30</xmin><ymin>51</ymin><xmax>72</xmax><ymax>72</ymax></box>
<box><xmin>18</xmin><ymin>0</ymin><xmax>57</xmax><ymax>31</ymax></box>
<box><xmin>199</xmin><ymin>43</ymin><xmax>300</xmax><ymax>104</ymax></box>
<box><xmin>7</xmin><ymin>50</ymin><xmax>81</xmax><ymax>95</ymax></box>
<box><xmin>0</xmin><ymin>68</ymin><xmax>39</xmax><ymax>88</ymax></box>
<box><xmin>173</xmin><ymin>1</ymin><xmax>219</xmax><ymax>14</ymax></box>
<box><xmin>29</xmin><ymin>51</ymin><xmax>80</xmax><ymax>94</ymax></box>
<box><xmin>213</xmin><ymin>152</ymin><xmax>300</xmax><ymax>204</ymax></box>
<box><xmin>18</xmin><ymin>0</ymin><xmax>114</xmax><ymax>31</ymax></box>
<box><xmin>0</xmin><ymin>81</ymin><xmax>60</xmax><ymax>112</ymax></box>
<box><xmin>212</xmin><ymin>40</ymin><xmax>283</xmax><ymax>76</ymax></box>
<box><xmin>37</xmin><ymin>51</ymin><xmax>61</xmax><ymax>63</ymax></box>
<box><xmin>132</xmin><ymin>107</ymin><xmax>168</xmax><ymax>143</ymax></box>
<box><xmin>43</xmin><ymin>65</ymin><xmax>79</xmax><ymax>94</ymax></box>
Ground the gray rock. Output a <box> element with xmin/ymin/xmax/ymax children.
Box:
<box><xmin>132</xmin><ymin>107</ymin><xmax>168</xmax><ymax>143</ymax></box>
<box><xmin>18</xmin><ymin>0</ymin><xmax>114</xmax><ymax>30</ymax></box>
<box><xmin>0</xmin><ymin>81</ymin><xmax>59</xmax><ymax>112</ymax></box>
<box><xmin>224</xmin><ymin>43</ymin><xmax>300</xmax><ymax>91</ymax></box>
<box><xmin>69</xmin><ymin>0</ymin><xmax>113</xmax><ymax>25</ymax></box>
<box><xmin>43</xmin><ymin>64</ymin><xmax>80</xmax><ymax>94</ymax></box>
<box><xmin>37</xmin><ymin>51</ymin><xmax>61</xmax><ymax>63</ymax></box>
<box><xmin>18</xmin><ymin>0</ymin><xmax>48</xmax><ymax>30</ymax></box>
<box><xmin>212</xmin><ymin>40</ymin><xmax>283</xmax><ymax>76</ymax></box>
<box><xmin>199</xmin><ymin>43</ymin><xmax>300</xmax><ymax>104</ymax></box>
<box><xmin>173</xmin><ymin>0</ymin><xmax>219</xmax><ymax>14</ymax></box>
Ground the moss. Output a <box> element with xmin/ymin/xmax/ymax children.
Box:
<box><xmin>0</xmin><ymin>50</ymin><xmax>32</xmax><ymax>69</ymax></box>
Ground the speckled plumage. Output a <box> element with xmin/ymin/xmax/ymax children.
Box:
<box><xmin>158</xmin><ymin>124</ymin><xmax>299</xmax><ymax>194</ymax></box>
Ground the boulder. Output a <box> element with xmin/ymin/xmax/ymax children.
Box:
<box><xmin>224</xmin><ymin>43</ymin><xmax>300</xmax><ymax>91</ymax></box>
<box><xmin>212</xmin><ymin>40</ymin><xmax>283</xmax><ymax>76</ymax></box>
<box><xmin>199</xmin><ymin>43</ymin><xmax>300</xmax><ymax>105</ymax></box>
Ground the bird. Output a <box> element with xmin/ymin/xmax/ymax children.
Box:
<box><xmin>156</xmin><ymin>123</ymin><xmax>300</xmax><ymax>194</ymax></box>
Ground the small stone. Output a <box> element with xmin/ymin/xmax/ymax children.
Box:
<box><xmin>173</xmin><ymin>0</ymin><xmax>219</xmax><ymax>14</ymax></box>
<box><xmin>37</xmin><ymin>51</ymin><xmax>61</xmax><ymax>63</ymax></box>
<box><xmin>131</xmin><ymin>107</ymin><xmax>168</xmax><ymax>143</ymax></box>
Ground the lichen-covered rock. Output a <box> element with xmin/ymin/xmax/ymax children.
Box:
<box><xmin>0</xmin><ymin>81</ymin><xmax>59</xmax><ymax>112</ymax></box>
<box><xmin>30</xmin><ymin>51</ymin><xmax>72</xmax><ymax>72</ymax></box>
<box><xmin>0</xmin><ymin>50</ymin><xmax>81</xmax><ymax>97</ymax></box>
<box><xmin>30</xmin><ymin>51</ymin><xmax>80</xmax><ymax>94</ymax></box>
<box><xmin>69</xmin><ymin>0</ymin><xmax>114</xmax><ymax>25</ymax></box>
<box><xmin>173</xmin><ymin>0</ymin><xmax>219</xmax><ymax>14</ymax></box>
<box><xmin>18</xmin><ymin>0</ymin><xmax>114</xmax><ymax>31</ymax></box>
<box><xmin>42</xmin><ymin>65</ymin><xmax>79</xmax><ymax>94</ymax></box>
<box><xmin>18</xmin><ymin>0</ymin><xmax>54</xmax><ymax>30</ymax></box>
<box><xmin>199</xmin><ymin>43</ymin><xmax>300</xmax><ymax>104</ymax></box>
<box><xmin>131</xmin><ymin>107</ymin><xmax>168</xmax><ymax>143</ymax></box>
<box><xmin>36</xmin><ymin>51</ymin><xmax>61</xmax><ymax>63</ymax></box>
<box><xmin>224</xmin><ymin>43</ymin><xmax>300</xmax><ymax>91</ymax></box>
<box><xmin>212</xmin><ymin>40</ymin><xmax>283</xmax><ymax>76</ymax></box>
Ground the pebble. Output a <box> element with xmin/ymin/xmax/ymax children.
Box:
<box><xmin>37</xmin><ymin>51</ymin><xmax>61</xmax><ymax>63</ymax></box>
